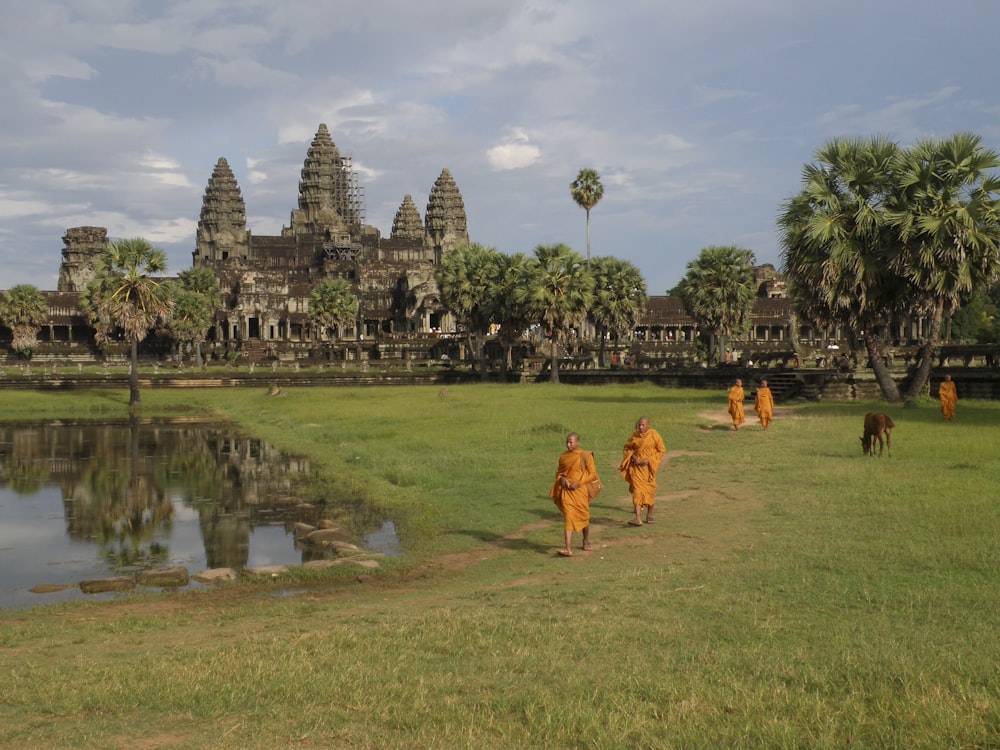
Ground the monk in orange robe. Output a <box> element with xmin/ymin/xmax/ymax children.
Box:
<box><xmin>754</xmin><ymin>379</ymin><xmax>774</xmax><ymax>431</ymax></box>
<box><xmin>728</xmin><ymin>378</ymin><xmax>746</xmax><ymax>431</ymax></box>
<box><xmin>619</xmin><ymin>416</ymin><xmax>666</xmax><ymax>525</ymax></box>
<box><xmin>549</xmin><ymin>432</ymin><xmax>599</xmax><ymax>556</ymax></box>
<box><xmin>938</xmin><ymin>375</ymin><xmax>958</xmax><ymax>422</ymax></box>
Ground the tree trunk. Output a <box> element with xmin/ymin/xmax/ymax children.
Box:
<box><xmin>905</xmin><ymin>296</ymin><xmax>945</xmax><ymax>402</ymax></box>
<box><xmin>478</xmin><ymin>330</ymin><xmax>489</xmax><ymax>383</ymax></box>
<box><xmin>129</xmin><ymin>338</ymin><xmax>141</xmax><ymax>407</ymax></box>
<box><xmin>549</xmin><ymin>329</ymin><xmax>560</xmax><ymax>383</ymax></box>
<box><xmin>863</xmin><ymin>331</ymin><xmax>901</xmax><ymax>402</ymax></box>
<box><xmin>598</xmin><ymin>325</ymin><xmax>607</xmax><ymax>367</ymax></box>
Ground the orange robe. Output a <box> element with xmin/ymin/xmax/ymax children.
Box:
<box><xmin>754</xmin><ymin>386</ymin><xmax>774</xmax><ymax>429</ymax></box>
<box><xmin>939</xmin><ymin>380</ymin><xmax>958</xmax><ymax>421</ymax></box>
<box><xmin>618</xmin><ymin>428</ymin><xmax>666</xmax><ymax>509</ymax></box>
<box><xmin>549</xmin><ymin>449</ymin><xmax>598</xmax><ymax>531</ymax></box>
<box><xmin>728</xmin><ymin>385</ymin><xmax>745</xmax><ymax>427</ymax></box>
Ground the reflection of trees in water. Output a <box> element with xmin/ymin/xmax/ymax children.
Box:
<box><xmin>0</xmin><ymin>428</ymin><xmax>52</xmax><ymax>495</ymax></box>
<box><xmin>0</xmin><ymin>419</ymin><xmax>386</xmax><ymax>572</ymax></box>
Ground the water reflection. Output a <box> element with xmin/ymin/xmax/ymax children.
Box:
<box><xmin>0</xmin><ymin>419</ymin><xmax>400</xmax><ymax>609</ymax></box>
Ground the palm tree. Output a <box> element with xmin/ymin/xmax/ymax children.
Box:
<box><xmin>80</xmin><ymin>237</ymin><xmax>173</xmax><ymax>407</ymax></box>
<box><xmin>588</xmin><ymin>256</ymin><xmax>647</xmax><ymax>367</ymax></box>
<box><xmin>888</xmin><ymin>132</ymin><xmax>1000</xmax><ymax>399</ymax></box>
<box><xmin>164</xmin><ymin>286</ymin><xmax>214</xmax><ymax>367</ymax></box>
<box><xmin>169</xmin><ymin>266</ymin><xmax>222</xmax><ymax>366</ymax></box>
<box><xmin>778</xmin><ymin>137</ymin><xmax>914</xmax><ymax>402</ymax></box>
<box><xmin>519</xmin><ymin>244</ymin><xmax>594</xmax><ymax>383</ymax></box>
<box><xmin>308</xmin><ymin>278</ymin><xmax>360</xmax><ymax>351</ymax></box>
<box><xmin>676</xmin><ymin>245</ymin><xmax>756</xmax><ymax>365</ymax></box>
<box><xmin>570</xmin><ymin>168</ymin><xmax>604</xmax><ymax>262</ymax></box>
<box><xmin>490</xmin><ymin>251</ymin><xmax>536</xmax><ymax>376</ymax></box>
<box><xmin>435</xmin><ymin>243</ymin><xmax>499</xmax><ymax>381</ymax></box>
<box><xmin>0</xmin><ymin>284</ymin><xmax>48</xmax><ymax>357</ymax></box>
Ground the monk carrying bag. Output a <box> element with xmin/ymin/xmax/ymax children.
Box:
<box><xmin>581</xmin><ymin>452</ymin><xmax>604</xmax><ymax>499</ymax></box>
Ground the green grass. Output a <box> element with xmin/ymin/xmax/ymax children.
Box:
<box><xmin>0</xmin><ymin>384</ymin><xmax>998</xmax><ymax>748</ymax></box>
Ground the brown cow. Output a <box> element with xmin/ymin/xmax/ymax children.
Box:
<box><xmin>860</xmin><ymin>412</ymin><xmax>894</xmax><ymax>457</ymax></box>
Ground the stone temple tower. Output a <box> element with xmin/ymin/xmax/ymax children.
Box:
<box><xmin>390</xmin><ymin>195</ymin><xmax>423</xmax><ymax>241</ymax></box>
<box><xmin>58</xmin><ymin>226</ymin><xmax>108</xmax><ymax>292</ymax></box>
<box><xmin>424</xmin><ymin>168</ymin><xmax>468</xmax><ymax>263</ymax></box>
<box><xmin>285</xmin><ymin>123</ymin><xmax>364</xmax><ymax>239</ymax></box>
<box><xmin>193</xmin><ymin>158</ymin><xmax>250</xmax><ymax>263</ymax></box>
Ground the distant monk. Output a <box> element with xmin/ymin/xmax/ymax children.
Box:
<box><xmin>938</xmin><ymin>375</ymin><xmax>958</xmax><ymax>422</ymax></box>
<box><xmin>728</xmin><ymin>378</ymin><xmax>746</xmax><ymax>431</ymax></box>
<box><xmin>754</xmin><ymin>379</ymin><xmax>774</xmax><ymax>431</ymax></box>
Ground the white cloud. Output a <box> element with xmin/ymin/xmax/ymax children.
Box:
<box><xmin>486</xmin><ymin>129</ymin><xmax>542</xmax><ymax>170</ymax></box>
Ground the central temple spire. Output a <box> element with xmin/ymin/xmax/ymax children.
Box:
<box><xmin>288</xmin><ymin>123</ymin><xmax>365</xmax><ymax>237</ymax></box>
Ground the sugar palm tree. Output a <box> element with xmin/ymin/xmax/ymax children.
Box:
<box><xmin>677</xmin><ymin>245</ymin><xmax>756</xmax><ymax>365</ymax></box>
<box><xmin>435</xmin><ymin>243</ymin><xmax>500</xmax><ymax>380</ymax></box>
<box><xmin>888</xmin><ymin>132</ymin><xmax>1000</xmax><ymax>399</ymax></box>
<box><xmin>588</xmin><ymin>256</ymin><xmax>647</xmax><ymax>367</ymax></box>
<box><xmin>168</xmin><ymin>266</ymin><xmax>222</xmax><ymax>366</ymax></box>
<box><xmin>309</xmin><ymin>277</ymin><xmax>360</xmax><ymax>349</ymax></box>
<box><xmin>570</xmin><ymin>168</ymin><xmax>604</xmax><ymax>262</ymax></box>
<box><xmin>0</xmin><ymin>284</ymin><xmax>48</xmax><ymax>357</ymax></box>
<box><xmin>490</xmin><ymin>251</ymin><xmax>536</xmax><ymax>376</ymax></box>
<box><xmin>519</xmin><ymin>244</ymin><xmax>594</xmax><ymax>383</ymax></box>
<box><xmin>81</xmin><ymin>237</ymin><xmax>173</xmax><ymax>407</ymax></box>
<box><xmin>779</xmin><ymin>137</ymin><xmax>917</xmax><ymax>401</ymax></box>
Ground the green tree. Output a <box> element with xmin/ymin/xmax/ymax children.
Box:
<box><xmin>570</xmin><ymin>168</ymin><xmax>604</xmax><ymax>262</ymax></box>
<box><xmin>435</xmin><ymin>243</ymin><xmax>499</xmax><ymax>381</ymax></box>
<box><xmin>949</xmin><ymin>289</ymin><xmax>1000</xmax><ymax>344</ymax></box>
<box><xmin>490</xmin><ymin>251</ymin><xmax>536</xmax><ymax>376</ymax></box>
<box><xmin>588</xmin><ymin>256</ymin><xmax>647</xmax><ymax>367</ymax></box>
<box><xmin>888</xmin><ymin>132</ymin><xmax>1000</xmax><ymax>399</ymax></box>
<box><xmin>779</xmin><ymin>137</ymin><xmax>913</xmax><ymax>402</ymax></box>
<box><xmin>308</xmin><ymin>278</ymin><xmax>360</xmax><ymax>348</ymax></box>
<box><xmin>676</xmin><ymin>245</ymin><xmax>756</xmax><ymax>365</ymax></box>
<box><xmin>0</xmin><ymin>284</ymin><xmax>48</xmax><ymax>357</ymax></box>
<box><xmin>80</xmin><ymin>237</ymin><xmax>173</xmax><ymax>407</ymax></box>
<box><xmin>519</xmin><ymin>244</ymin><xmax>594</xmax><ymax>383</ymax></box>
<box><xmin>167</xmin><ymin>267</ymin><xmax>221</xmax><ymax>366</ymax></box>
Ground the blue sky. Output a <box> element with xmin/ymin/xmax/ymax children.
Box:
<box><xmin>2</xmin><ymin>0</ymin><xmax>999</xmax><ymax>296</ymax></box>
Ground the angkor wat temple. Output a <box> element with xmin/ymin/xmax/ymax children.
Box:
<box><xmin>48</xmin><ymin>123</ymin><xmax>471</xmax><ymax>363</ymax></box>
<box><xmin>0</xmin><ymin>123</ymin><xmax>966</xmax><ymax>373</ymax></box>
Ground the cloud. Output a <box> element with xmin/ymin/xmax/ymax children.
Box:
<box><xmin>486</xmin><ymin>129</ymin><xmax>542</xmax><ymax>170</ymax></box>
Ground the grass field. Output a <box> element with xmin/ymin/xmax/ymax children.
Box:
<box><xmin>0</xmin><ymin>383</ymin><xmax>998</xmax><ymax>749</ymax></box>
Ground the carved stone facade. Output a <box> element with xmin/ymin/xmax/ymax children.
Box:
<box><xmin>189</xmin><ymin>123</ymin><xmax>468</xmax><ymax>355</ymax></box>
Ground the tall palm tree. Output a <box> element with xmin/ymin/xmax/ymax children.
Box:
<box><xmin>519</xmin><ymin>244</ymin><xmax>594</xmax><ymax>383</ymax></box>
<box><xmin>0</xmin><ymin>284</ymin><xmax>48</xmax><ymax>357</ymax></box>
<box><xmin>779</xmin><ymin>136</ymin><xmax>913</xmax><ymax>402</ymax></box>
<box><xmin>588</xmin><ymin>256</ymin><xmax>647</xmax><ymax>367</ymax></box>
<box><xmin>888</xmin><ymin>132</ymin><xmax>1000</xmax><ymax>399</ymax></box>
<box><xmin>570</xmin><ymin>168</ymin><xmax>604</xmax><ymax>262</ymax></box>
<box><xmin>81</xmin><ymin>237</ymin><xmax>173</xmax><ymax>407</ymax></box>
<box><xmin>676</xmin><ymin>245</ymin><xmax>756</xmax><ymax>365</ymax></box>
<box><xmin>308</xmin><ymin>278</ymin><xmax>360</xmax><ymax>351</ymax></box>
<box><xmin>435</xmin><ymin>243</ymin><xmax>499</xmax><ymax>381</ymax></box>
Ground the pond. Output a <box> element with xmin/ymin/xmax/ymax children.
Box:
<box><xmin>0</xmin><ymin>419</ymin><xmax>402</xmax><ymax>609</ymax></box>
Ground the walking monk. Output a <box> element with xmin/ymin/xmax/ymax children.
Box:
<box><xmin>938</xmin><ymin>374</ymin><xmax>958</xmax><ymax>422</ymax></box>
<box><xmin>619</xmin><ymin>416</ymin><xmax>666</xmax><ymax>525</ymax></box>
<box><xmin>549</xmin><ymin>432</ymin><xmax>599</xmax><ymax>556</ymax></box>
<box><xmin>754</xmin><ymin>379</ymin><xmax>774</xmax><ymax>431</ymax></box>
<box><xmin>728</xmin><ymin>378</ymin><xmax>746</xmax><ymax>431</ymax></box>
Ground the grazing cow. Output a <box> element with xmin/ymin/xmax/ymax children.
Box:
<box><xmin>860</xmin><ymin>412</ymin><xmax>894</xmax><ymax>457</ymax></box>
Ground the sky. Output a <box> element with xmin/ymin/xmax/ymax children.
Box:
<box><xmin>2</xmin><ymin>0</ymin><xmax>999</xmax><ymax>297</ymax></box>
